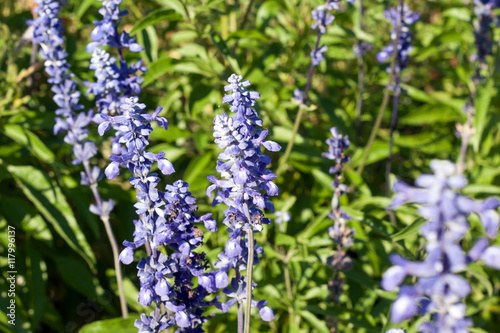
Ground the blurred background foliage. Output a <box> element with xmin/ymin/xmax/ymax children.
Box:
<box><xmin>0</xmin><ymin>0</ymin><xmax>499</xmax><ymax>332</ymax></box>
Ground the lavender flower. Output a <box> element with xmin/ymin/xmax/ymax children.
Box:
<box><xmin>86</xmin><ymin>0</ymin><xmax>143</xmax><ymax>53</ymax></box>
<box><xmin>353</xmin><ymin>41</ymin><xmax>373</xmax><ymax>57</ymax></box>
<box><xmin>33</xmin><ymin>1</ymin><xmax>92</xmax><ymax>165</ymax></box>
<box><xmin>472</xmin><ymin>0</ymin><xmax>499</xmax><ymax>77</ymax></box>
<box><xmin>32</xmin><ymin>0</ymin><xmax>116</xmax><ymax>218</ymax></box>
<box><xmin>86</xmin><ymin>0</ymin><xmax>145</xmax><ymax>115</ymax></box>
<box><xmin>377</xmin><ymin>5</ymin><xmax>419</xmax><ymax>74</ymax></box>
<box><xmin>293</xmin><ymin>0</ymin><xmax>354</xmax><ymax>104</ymax></box>
<box><xmin>382</xmin><ymin>160</ymin><xmax>500</xmax><ymax>332</ymax></box>
<box><xmin>204</xmin><ymin>74</ymin><xmax>280</xmax><ymax>322</ymax></box>
<box><xmin>309</xmin><ymin>0</ymin><xmax>350</xmax><ymax>68</ymax></box>
<box><xmin>99</xmin><ymin>98</ymin><xmax>218</xmax><ymax>331</ymax></box>
<box><xmin>322</xmin><ymin>128</ymin><xmax>354</xmax><ymax>310</ymax></box>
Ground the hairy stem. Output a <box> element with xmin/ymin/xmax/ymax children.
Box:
<box><xmin>83</xmin><ymin>160</ymin><xmax>128</xmax><ymax>318</ymax></box>
<box><xmin>243</xmin><ymin>202</ymin><xmax>254</xmax><ymax>333</ymax></box>
<box><xmin>238</xmin><ymin>301</ymin><xmax>244</xmax><ymax>333</ymax></box>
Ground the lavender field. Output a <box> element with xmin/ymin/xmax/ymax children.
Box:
<box><xmin>0</xmin><ymin>0</ymin><xmax>500</xmax><ymax>332</ymax></box>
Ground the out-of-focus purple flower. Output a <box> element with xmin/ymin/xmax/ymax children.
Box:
<box><xmin>377</xmin><ymin>5</ymin><xmax>419</xmax><ymax>73</ymax></box>
<box><xmin>275</xmin><ymin>211</ymin><xmax>291</xmax><ymax>224</ymax></box>
<box><xmin>472</xmin><ymin>0</ymin><xmax>499</xmax><ymax>76</ymax></box>
<box><xmin>204</xmin><ymin>74</ymin><xmax>280</xmax><ymax>321</ymax></box>
<box><xmin>323</xmin><ymin>128</ymin><xmax>354</xmax><ymax>305</ymax></box>
<box><xmin>386</xmin><ymin>329</ymin><xmax>406</xmax><ymax>333</ymax></box>
<box><xmin>382</xmin><ymin>160</ymin><xmax>500</xmax><ymax>331</ymax></box>
<box><xmin>296</xmin><ymin>0</ymin><xmax>355</xmax><ymax>105</ymax></box>
<box><xmin>32</xmin><ymin>0</ymin><xmax>114</xmax><ymax>217</ymax></box>
<box><xmin>311</xmin><ymin>45</ymin><xmax>328</xmax><ymax>66</ymax></box>
<box><xmin>353</xmin><ymin>41</ymin><xmax>374</xmax><ymax>57</ymax></box>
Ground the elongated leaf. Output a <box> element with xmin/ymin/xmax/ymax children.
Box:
<box><xmin>130</xmin><ymin>9</ymin><xmax>183</xmax><ymax>34</ymax></box>
<box><xmin>299</xmin><ymin>310</ymin><xmax>329</xmax><ymax>333</ymax></box>
<box><xmin>76</xmin><ymin>0</ymin><xmax>97</xmax><ymax>19</ymax></box>
<box><xmin>311</xmin><ymin>169</ymin><xmax>334</xmax><ymax>190</ymax></box>
<box><xmin>473</xmin><ymin>80</ymin><xmax>495</xmax><ymax>152</ymax></box>
<box><xmin>390</xmin><ymin>217</ymin><xmax>426</xmax><ymax>241</ymax></box>
<box><xmin>79</xmin><ymin>315</ymin><xmax>140</xmax><ymax>333</ymax></box>
<box><xmin>7</xmin><ymin>165</ymin><xmax>95</xmax><ymax>270</ymax></box>
<box><xmin>154</xmin><ymin>0</ymin><xmax>188</xmax><ymax>19</ymax></box>
<box><xmin>142</xmin><ymin>56</ymin><xmax>174</xmax><ymax>86</ymax></box>
<box><xmin>3</xmin><ymin>124</ymin><xmax>56</xmax><ymax>164</ymax></box>
<box><xmin>26</xmin><ymin>239</ymin><xmax>47</xmax><ymax>329</ymax></box>
<box><xmin>211</xmin><ymin>34</ymin><xmax>242</xmax><ymax>74</ymax></box>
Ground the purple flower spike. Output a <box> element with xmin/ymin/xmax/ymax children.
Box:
<box><xmin>323</xmin><ymin>127</ymin><xmax>354</xmax><ymax>310</ymax></box>
<box><xmin>207</xmin><ymin>74</ymin><xmax>280</xmax><ymax>319</ymax></box>
<box><xmin>382</xmin><ymin>160</ymin><xmax>500</xmax><ymax>331</ymax></box>
<box><xmin>377</xmin><ymin>5</ymin><xmax>419</xmax><ymax>74</ymax></box>
<box><xmin>120</xmin><ymin>178</ymin><xmax>221</xmax><ymax>332</ymax></box>
<box><xmin>32</xmin><ymin>0</ymin><xmax>116</xmax><ymax>222</ymax></box>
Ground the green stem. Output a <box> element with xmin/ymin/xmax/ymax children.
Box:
<box><xmin>276</xmin><ymin>104</ymin><xmax>306</xmax><ymax>176</ymax></box>
<box><xmin>355</xmin><ymin>0</ymin><xmax>365</xmax><ymax>142</ymax></box>
<box><xmin>244</xmin><ymin>227</ymin><xmax>254</xmax><ymax>333</ymax></box>
<box><xmin>243</xmin><ymin>203</ymin><xmax>254</xmax><ymax>333</ymax></box>
<box><xmin>356</xmin><ymin>10</ymin><xmax>402</xmax><ymax>176</ymax></box>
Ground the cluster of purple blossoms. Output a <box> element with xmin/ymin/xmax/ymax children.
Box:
<box><xmin>32</xmin><ymin>0</ymin><xmax>114</xmax><ymax>217</ymax></box>
<box><xmin>310</xmin><ymin>0</ymin><xmax>355</xmax><ymax>66</ymax></box>
<box><xmin>294</xmin><ymin>0</ymin><xmax>354</xmax><ymax>104</ymax></box>
<box><xmin>203</xmin><ymin>74</ymin><xmax>280</xmax><ymax>321</ymax></box>
<box><xmin>86</xmin><ymin>0</ymin><xmax>146</xmax><ymax>174</ymax></box>
<box><xmin>87</xmin><ymin>0</ymin><xmax>143</xmax><ymax>53</ymax></box>
<box><xmin>86</xmin><ymin>0</ymin><xmax>145</xmax><ymax>116</ymax></box>
<box><xmin>472</xmin><ymin>0</ymin><xmax>500</xmax><ymax>75</ymax></box>
<box><xmin>322</xmin><ymin>128</ymin><xmax>354</xmax><ymax>303</ymax></box>
<box><xmin>98</xmin><ymin>97</ymin><xmax>216</xmax><ymax>331</ymax></box>
<box><xmin>377</xmin><ymin>5</ymin><xmax>419</xmax><ymax>74</ymax></box>
<box><xmin>353</xmin><ymin>41</ymin><xmax>374</xmax><ymax>57</ymax></box>
<box><xmin>383</xmin><ymin>160</ymin><xmax>500</xmax><ymax>332</ymax></box>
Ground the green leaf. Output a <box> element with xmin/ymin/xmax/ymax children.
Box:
<box><xmin>184</xmin><ymin>153</ymin><xmax>213</xmax><ymax>186</ymax></box>
<box><xmin>473</xmin><ymin>80</ymin><xmax>495</xmax><ymax>152</ymax></box>
<box><xmin>463</xmin><ymin>183</ymin><xmax>500</xmax><ymax>195</ymax></box>
<box><xmin>467</xmin><ymin>262</ymin><xmax>493</xmax><ymax>296</ymax></box>
<box><xmin>299</xmin><ymin>310</ymin><xmax>329</xmax><ymax>333</ymax></box>
<box><xmin>26</xmin><ymin>239</ymin><xmax>47</xmax><ymax>329</ymax></box>
<box><xmin>442</xmin><ymin>8</ymin><xmax>471</xmax><ymax>21</ymax></box>
<box><xmin>79</xmin><ymin>315</ymin><xmax>140</xmax><ymax>333</ymax></box>
<box><xmin>76</xmin><ymin>0</ymin><xmax>97</xmax><ymax>19</ymax></box>
<box><xmin>142</xmin><ymin>56</ymin><xmax>174</xmax><ymax>86</ymax></box>
<box><xmin>154</xmin><ymin>0</ymin><xmax>188</xmax><ymax>19</ymax></box>
<box><xmin>52</xmin><ymin>256</ymin><xmax>99</xmax><ymax>299</ymax></box>
<box><xmin>0</xmin><ymin>196</ymin><xmax>53</xmax><ymax>245</ymax></box>
<box><xmin>7</xmin><ymin>165</ymin><xmax>95</xmax><ymax>270</ymax></box>
<box><xmin>400</xmin><ymin>105</ymin><xmax>463</xmax><ymax>126</ymax></box>
<box><xmin>311</xmin><ymin>169</ymin><xmax>334</xmax><ymax>190</ymax></box>
<box><xmin>211</xmin><ymin>34</ymin><xmax>242</xmax><ymax>74</ymax></box>
<box><xmin>297</xmin><ymin>209</ymin><xmax>330</xmax><ymax>243</ymax></box>
<box><xmin>3</xmin><ymin>124</ymin><xmax>56</xmax><ymax>164</ymax></box>
<box><xmin>130</xmin><ymin>9</ymin><xmax>183</xmax><ymax>35</ymax></box>
<box><xmin>390</xmin><ymin>217</ymin><xmax>426</xmax><ymax>241</ymax></box>
<box><xmin>275</xmin><ymin>233</ymin><xmax>297</xmax><ymax>246</ymax></box>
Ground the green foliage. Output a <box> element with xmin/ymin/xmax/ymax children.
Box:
<box><xmin>0</xmin><ymin>0</ymin><xmax>499</xmax><ymax>332</ymax></box>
